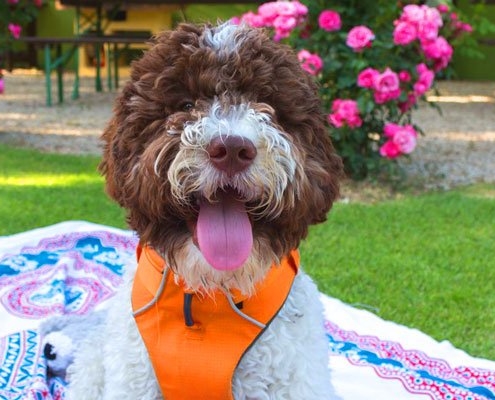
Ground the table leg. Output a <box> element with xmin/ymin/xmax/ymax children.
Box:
<box><xmin>72</xmin><ymin>44</ymin><xmax>80</xmax><ymax>100</ymax></box>
<box><xmin>56</xmin><ymin>44</ymin><xmax>64</xmax><ymax>104</ymax></box>
<box><xmin>73</xmin><ymin>4</ymin><xmax>81</xmax><ymax>100</ymax></box>
<box><xmin>113</xmin><ymin>43</ymin><xmax>119</xmax><ymax>89</ymax></box>
<box><xmin>106</xmin><ymin>43</ymin><xmax>112</xmax><ymax>91</ymax></box>
<box><xmin>44</xmin><ymin>44</ymin><xmax>52</xmax><ymax>107</ymax></box>
<box><xmin>95</xmin><ymin>4</ymin><xmax>103</xmax><ymax>92</ymax></box>
<box><xmin>95</xmin><ymin>44</ymin><xmax>103</xmax><ymax>92</ymax></box>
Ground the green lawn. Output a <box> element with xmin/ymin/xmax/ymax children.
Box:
<box><xmin>301</xmin><ymin>184</ymin><xmax>495</xmax><ymax>359</ymax></box>
<box><xmin>1</xmin><ymin>144</ymin><xmax>494</xmax><ymax>359</ymax></box>
<box><xmin>0</xmin><ymin>145</ymin><xmax>125</xmax><ymax>234</ymax></box>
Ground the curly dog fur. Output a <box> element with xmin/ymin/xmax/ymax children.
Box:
<box><xmin>67</xmin><ymin>22</ymin><xmax>343</xmax><ymax>399</ymax></box>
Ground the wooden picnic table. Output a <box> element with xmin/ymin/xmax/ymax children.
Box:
<box><xmin>20</xmin><ymin>1</ymin><xmax>262</xmax><ymax>106</ymax></box>
<box><xmin>17</xmin><ymin>35</ymin><xmax>149</xmax><ymax>106</ymax></box>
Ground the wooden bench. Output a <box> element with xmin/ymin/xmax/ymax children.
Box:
<box><xmin>17</xmin><ymin>36</ymin><xmax>149</xmax><ymax>106</ymax></box>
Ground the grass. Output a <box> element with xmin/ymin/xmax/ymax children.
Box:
<box><xmin>301</xmin><ymin>184</ymin><xmax>495</xmax><ymax>359</ymax></box>
<box><xmin>0</xmin><ymin>144</ymin><xmax>125</xmax><ymax>234</ymax></box>
<box><xmin>1</xmin><ymin>144</ymin><xmax>494</xmax><ymax>359</ymax></box>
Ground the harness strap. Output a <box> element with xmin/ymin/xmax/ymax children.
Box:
<box><xmin>132</xmin><ymin>246</ymin><xmax>298</xmax><ymax>400</ymax></box>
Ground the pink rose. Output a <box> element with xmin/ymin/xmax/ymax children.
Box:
<box><xmin>437</xmin><ymin>4</ymin><xmax>449</xmax><ymax>14</ymax></box>
<box><xmin>274</xmin><ymin>0</ymin><xmax>306</xmax><ymax>17</ymax></box>
<box><xmin>395</xmin><ymin>5</ymin><xmax>442</xmax><ymax>44</ymax></box>
<box><xmin>258</xmin><ymin>1</ymin><xmax>307</xmax><ymax>25</ymax></box>
<box><xmin>258</xmin><ymin>2</ymin><xmax>279</xmax><ymax>25</ymax></box>
<box><xmin>421</xmin><ymin>38</ymin><xmax>442</xmax><ymax>59</ymax></box>
<box><xmin>297</xmin><ymin>50</ymin><xmax>323</xmax><ymax>75</ymax></box>
<box><xmin>357</xmin><ymin>67</ymin><xmax>379</xmax><ymax>88</ymax></box>
<box><xmin>8</xmin><ymin>23</ymin><xmax>22</xmax><ymax>39</ymax></box>
<box><xmin>398</xmin><ymin>70</ymin><xmax>411</xmax><ymax>82</ymax></box>
<box><xmin>452</xmin><ymin>20</ymin><xmax>473</xmax><ymax>35</ymax></box>
<box><xmin>402</xmin><ymin>5</ymin><xmax>442</xmax><ymax>28</ymax></box>
<box><xmin>416</xmin><ymin>62</ymin><xmax>429</xmax><ymax>74</ymax></box>
<box><xmin>346</xmin><ymin>26</ymin><xmax>374</xmax><ymax>52</ymax></box>
<box><xmin>413</xmin><ymin>63</ymin><xmax>434</xmax><ymax>96</ymax></box>
<box><xmin>421</xmin><ymin>36</ymin><xmax>453</xmax><ymax>70</ymax></box>
<box><xmin>413</xmin><ymin>79</ymin><xmax>433</xmax><ymax>97</ymax></box>
<box><xmin>373</xmin><ymin>68</ymin><xmax>400</xmax><ymax>93</ymax></box>
<box><xmin>423</xmin><ymin>7</ymin><xmax>443</xmax><ymax>29</ymax></box>
<box><xmin>358</xmin><ymin>67</ymin><xmax>403</xmax><ymax>104</ymax></box>
<box><xmin>273</xmin><ymin>30</ymin><xmax>291</xmax><ymax>42</ymax></box>
<box><xmin>401</xmin><ymin>5</ymin><xmax>424</xmax><ymax>25</ymax></box>
<box><xmin>252</xmin><ymin>1</ymin><xmax>307</xmax><ymax>39</ymax></box>
<box><xmin>293</xmin><ymin>1</ymin><xmax>308</xmax><ymax>16</ymax></box>
<box><xmin>328</xmin><ymin>99</ymin><xmax>362</xmax><ymax>128</ymax></box>
<box><xmin>393</xmin><ymin>21</ymin><xmax>417</xmax><ymax>45</ymax></box>
<box><xmin>380</xmin><ymin>123</ymin><xmax>418</xmax><ymax>158</ymax></box>
<box><xmin>383</xmin><ymin>123</ymin><xmax>417</xmax><ymax>150</ymax></box>
<box><xmin>417</xmin><ymin>21</ymin><xmax>441</xmax><ymax>42</ymax></box>
<box><xmin>372</xmin><ymin>68</ymin><xmax>401</xmax><ymax>104</ymax></box>
<box><xmin>239</xmin><ymin>11</ymin><xmax>265</xmax><ymax>28</ymax></box>
<box><xmin>373</xmin><ymin>89</ymin><xmax>401</xmax><ymax>104</ymax></box>
<box><xmin>318</xmin><ymin>10</ymin><xmax>342</xmax><ymax>32</ymax></box>
<box><xmin>33</xmin><ymin>0</ymin><xmax>43</xmax><ymax>6</ymax></box>
<box><xmin>240</xmin><ymin>1</ymin><xmax>308</xmax><ymax>39</ymax></box>
<box><xmin>460</xmin><ymin>23</ymin><xmax>473</xmax><ymax>33</ymax></box>
<box><xmin>393</xmin><ymin>130</ymin><xmax>417</xmax><ymax>154</ymax></box>
<box><xmin>273</xmin><ymin>15</ymin><xmax>298</xmax><ymax>40</ymax></box>
<box><xmin>379</xmin><ymin>140</ymin><xmax>402</xmax><ymax>159</ymax></box>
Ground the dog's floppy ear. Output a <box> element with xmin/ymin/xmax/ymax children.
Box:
<box><xmin>299</xmin><ymin>70</ymin><xmax>343</xmax><ymax>224</ymax></box>
<box><xmin>98</xmin><ymin>56</ymin><xmax>157</xmax><ymax>208</ymax></box>
<box><xmin>298</xmin><ymin>109</ymin><xmax>343</xmax><ymax>225</ymax></box>
<box><xmin>99</xmin><ymin>117</ymin><xmax>121</xmax><ymax>204</ymax></box>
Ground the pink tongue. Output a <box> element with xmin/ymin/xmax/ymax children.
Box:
<box><xmin>197</xmin><ymin>193</ymin><xmax>253</xmax><ymax>271</ymax></box>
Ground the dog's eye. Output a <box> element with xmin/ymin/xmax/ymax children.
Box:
<box><xmin>180</xmin><ymin>102</ymin><xmax>194</xmax><ymax>112</ymax></box>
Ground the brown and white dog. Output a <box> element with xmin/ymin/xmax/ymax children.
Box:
<box><xmin>66</xmin><ymin>22</ymin><xmax>343</xmax><ymax>399</ymax></box>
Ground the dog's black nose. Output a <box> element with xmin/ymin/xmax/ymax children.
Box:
<box><xmin>207</xmin><ymin>135</ymin><xmax>257</xmax><ymax>176</ymax></box>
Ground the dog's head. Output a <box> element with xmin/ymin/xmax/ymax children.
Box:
<box><xmin>100</xmin><ymin>22</ymin><xmax>342</xmax><ymax>294</ymax></box>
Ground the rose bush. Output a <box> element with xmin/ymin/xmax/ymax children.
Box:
<box><xmin>0</xmin><ymin>0</ymin><xmax>41</xmax><ymax>93</ymax></box>
<box><xmin>237</xmin><ymin>0</ymin><xmax>474</xmax><ymax>179</ymax></box>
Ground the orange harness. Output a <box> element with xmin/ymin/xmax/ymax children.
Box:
<box><xmin>131</xmin><ymin>245</ymin><xmax>299</xmax><ymax>400</ymax></box>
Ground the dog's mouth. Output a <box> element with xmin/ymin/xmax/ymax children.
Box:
<box><xmin>188</xmin><ymin>188</ymin><xmax>253</xmax><ymax>272</ymax></box>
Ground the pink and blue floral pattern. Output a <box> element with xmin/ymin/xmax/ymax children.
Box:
<box><xmin>326</xmin><ymin>321</ymin><xmax>495</xmax><ymax>399</ymax></box>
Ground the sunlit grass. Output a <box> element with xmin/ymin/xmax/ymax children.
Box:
<box><xmin>458</xmin><ymin>182</ymin><xmax>495</xmax><ymax>199</ymax></box>
<box><xmin>0</xmin><ymin>173</ymin><xmax>101</xmax><ymax>186</ymax></box>
<box><xmin>0</xmin><ymin>144</ymin><xmax>125</xmax><ymax>234</ymax></box>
